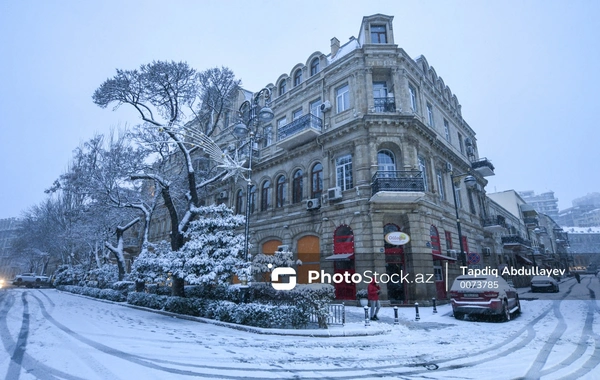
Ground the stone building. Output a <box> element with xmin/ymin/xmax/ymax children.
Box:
<box><xmin>204</xmin><ymin>14</ymin><xmax>497</xmax><ymax>304</ymax></box>
<box><xmin>518</xmin><ymin>190</ymin><xmax>559</xmax><ymax>221</ymax></box>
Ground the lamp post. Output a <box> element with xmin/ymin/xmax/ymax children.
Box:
<box><xmin>231</xmin><ymin>88</ymin><xmax>274</xmax><ymax>284</ymax></box>
<box><xmin>450</xmin><ymin>172</ymin><xmax>477</xmax><ymax>266</ymax></box>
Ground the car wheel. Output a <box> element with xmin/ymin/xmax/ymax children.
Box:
<box><xmin>515</xmin><ymin>295</ymin><xmax>521</xmax><ymax>314</ymax></box>
<box><xmin>555</xmin><ymin>286</ymin><xmax>560</xmax><ymax>293</ymax></box>
<box><xmin>454</xmin><ymin>311</ymin><xmax>464</xmax><ymax>320</ymax></box>
<box><xmin>500</xmin><ymin>300</ymin><xmax>511</xmax><ymax>322</ymax></box>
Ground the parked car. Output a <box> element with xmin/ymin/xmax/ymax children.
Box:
<box><xmin>530</xmin><ymin>276</ymin><xmax>559</xmax><ymax>293</ymax></box>
<box><xmin>450</xmin><ymin>275</ymin><xmax>520</xmax><ymax>322</ymax></box>
<box><xmin>12</xmin><ymin>273</ymin><xmax>50</xmax><ymax>288</ymax></box>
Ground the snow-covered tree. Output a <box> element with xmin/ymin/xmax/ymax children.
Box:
<box><xmin>168</xmin><ymin>204</ymin><xmax>246</xmax><ymax>286</ymax></box>
<box><xmin>93</xmin><ymin>62</ymin><xmax>241</xmax><ymax>296</ymax></box>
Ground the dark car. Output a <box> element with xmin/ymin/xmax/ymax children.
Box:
<box><xmin>450</xmin><ymin>275</ymin><xmax>521</xmax><ymax>322</ymax></box>
<box><xmin>530</xmin><ymin>276</ymin><xmax>559</xmax><ymax>293</ymax></box>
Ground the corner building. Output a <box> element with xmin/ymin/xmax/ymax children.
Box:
<box><xmin>219</xmin><ymin>15</ymin><xmax>495</xmax><ymax>304</ymax></box>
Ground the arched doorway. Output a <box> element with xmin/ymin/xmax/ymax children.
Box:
<box><xmin>297</xmin><ymin>236</ymin><xmax>320</xmax><ymax>284</ymax></box>
<box><xmin>333</xmin><ymin>225</ymin><xmax>356</xmax><ymax>300</ymax></box>
<box><xmin>384</xmin><ymin>223</ymin><xmax>406</xmax><ymax>303</ymax></box>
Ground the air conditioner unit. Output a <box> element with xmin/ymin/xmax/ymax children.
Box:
<box><xmin>446</xmin><ymin>162</ymin><xmax>453</xmax><ymax>172</ymax></box>
<box><xmin>321</xmin><ymin>193</ymin><xmax>329</xmax><ymax>204</ymax></box>
<box><xmin>306</xmin><ymin>198</ymin><xmax>321</xmax><ymax>210</ymax></box>
<box><xmin>447</xmin><ymin>249</ymin><xmax>457</xmax><ymax>259</ymax></box>
<box><xmin>277</xmin><ymin>245</ymin><xmax>290</xmax><ymax>252</ymax></box>
<box><xmin>218</xmin><ymin>191</ymin><xmax>228</xmax><ymax>199</ymax></box>
<box><xmin>320</xmin><ymin>101</ymin><xmax>332</xmax><ymax>113</ymax></box>
<box><xmin>328</xmin><ymin>187</ymin><xmax>342</xmax><ymax>201</ymax></box>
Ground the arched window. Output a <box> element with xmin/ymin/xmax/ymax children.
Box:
<box><xmin>377</xmin><ymin>150</ymin><xmax>396</xmax><ymax>174</ymax></box>
<box><xmin>249</xmin><ymin>185</ymin><xmax>256</xmax><ymax>214</ymax></box>
<box><xmin>276</xmin><ymin>175</ymin><xmax>287</xmax><ymax>208</ymax></box>
<box><xmin>292</xmin><ymin>169</ymin><xmax>303</xmax><ymax>204</ymax></box>
<box><xmin>311</xmin><ymin>163</ymin><xmax>323</xmax><ymax>199</ymax></box>
<box><xmin>430</xmin><ymin>225</ymin><xmax>441</xmax><ymax>254</ymax></box>
<box><xmin>261</xmin><ymin>181</ymin><xmax>271</xmax><ymax>211</ymax></box>
<box><xmin>279</xmin><ymin>80</ymin><xmax>286</xmax><ymax>96</ymax></box>
<box><xmin>293</xmin><ymin>69</ymin><xmax>302</xmax><ymax>87</ymax></box>
<box><xmin>235</xmin><ymin>189</ymin><xmax>244</xmax><ymax>215</ymax></box>
<box><xmin>310</xmin><ymin>58</ymin><xmax>320</xmax><ymax>76</ymax></box>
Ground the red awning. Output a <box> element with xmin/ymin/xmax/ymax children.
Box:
<box><xmin>432</xmin><ymin>253</ymin><xmax>457</xmax><ymax>261</ymax></box>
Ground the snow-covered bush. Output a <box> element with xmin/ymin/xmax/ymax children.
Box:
<box><xmin>98</xmin><ymin>289</ymin><xmax>126</xmax><ymax>302</ymax></box>
<box><xmin>145</xmin><ymin>284</ymin><xmax>172</xmax><ymax>295</ymax></box>
<box><xmin>252</xmin><ymin>248</ymin><xmax>302</xmax><ymax>280</ymax></box>
<box><xmin>127</xmin><ymin>292</ymin><xmax>168</xmax><ymax>309</ymax></box>
<box><xmin>57</xmin><ymin>285</ymin><xmax>102</xmax><ymax>298</ymax></box>
<box><xmin>129</xmin><ymin>242</ymin><xmax>171</xmax><ymax>284</ymax></box>
<box><xmin>111</xmin><ymin>281</ymin><xmax>135</xmax><ymax>295</ymax></box>
<box><xmin>87</xmin><ymin>264</ymin><xmax>119</xmax><ymax>289</ymax></box>
<box><xmin>163</xmin><ymin>296</ymin><xmax>207</xmax><ymax>316</ymax></box>
<box><xmin>356</xmin><ymin>289</ymin><xmax>368</xmax><ymax>300</ymax></box>
<box><xmin>53</xmin><ymin>264</ymin><xmax>87</xmax><ymax>286</ymax></box>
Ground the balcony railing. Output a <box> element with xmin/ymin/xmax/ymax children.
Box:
<box><xmin>373</xmin><ymin>97</ymin><xmax>396</xmax><ymax>112</ymax></box>
<box><xmin>371</xmin><ymin>171</ymin><xmax>425</xmax><ymax>195</ymax></box>
<box><xmin>471</xmin><ymin>157</ymin><xmax>495</xmax><ymax>177</ymax></box>
<box><xmin>482</xmin><ymin>216</ymin><xmax>507</xmax><ymax>233</ymax></box>
<box><xmin>277</xmin><ymin>114</ymin><xmax>322</xmax><ymax>150</ymax></box>
<box><xmin>277</xmin><ymin>114</ymin><xmax>322</xmax><ymax>141</ymax></box>
<box><xmin>523</xmin><ymin>217</ymin><xmax>539</xmax><ymax>227</ymax></box>
<box><xmin>501</xmin><ymin>235</ymin><xmax>532</xmax><ymax>248</ymax></box>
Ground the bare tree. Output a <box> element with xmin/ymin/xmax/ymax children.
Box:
<box><xmin>93</xmin><ymin>62</ymin><xmax>240</xmax><ymax>296</ymax></box>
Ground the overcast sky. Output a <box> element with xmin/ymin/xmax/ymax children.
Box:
<box><xmin>1</xmin><ymin>0</ymin><xmax>598</xmax><ymax>219</ymax></box>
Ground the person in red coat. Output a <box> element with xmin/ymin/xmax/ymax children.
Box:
<box><xmin>367</xmin><ymin>278</ymin><xmax>381</xmax><ymax>320</ymax></box>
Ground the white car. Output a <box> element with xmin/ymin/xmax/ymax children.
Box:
<box><xmin>530</xmin><ymin>276</ymin><xmax>559</xmax><ymax>293</ymax></box>
<box><xmin>450</xmin><ymin>275</ymin><xmax>521</xmax><ymax>322</ymax></box>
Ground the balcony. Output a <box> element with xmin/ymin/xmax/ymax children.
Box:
<box><xmin>373</xmin><ymin>97</ymin><xmax>396</xmax><ymax>113</ymax></box>
<box><xmin>277</xmin><ymin>114</ymin><xmax>322</xmax><ymax>150</ymax></box>
<box><xmin>471</xmin><ymin>157</ymin><xmax>495</xmax><ymax>177</ymax></box>
<box><xmin>501</xmin><ymin>235</ymin><xmax>532</xmax><ymax>249</ymax></box>
<box><xmin>370</xmin><ymin>171</ymin><xmax>425</xmax><ymax>203</ymax></box>
<box><xmin>523</xmin><ymin>217</ymin><xmax>539</xmax><ymax>228</ymax></box>
<box><xmin>482</xmin><ymin>215</ymin><xmax>507</xmax><ymax>233</ymax></box>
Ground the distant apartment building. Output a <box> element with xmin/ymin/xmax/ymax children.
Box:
<box><xmin>0</xmin><ymin>218</ymin><xmax>20</xmax><ymax>279</ymax></box>
<box><xmin>558</xmin><ymin>192</ymin><xmax>600</xmax><ymax>227</ymax></box>
<box><xmin>518</xmin><ymin>190</ymin><xmax>559</xmax><ymax>220</ymax></box>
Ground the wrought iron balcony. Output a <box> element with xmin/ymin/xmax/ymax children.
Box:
<box><xmin>524</xmin><ymin>217</ymin><xmax>539</xmax><ymax>228</ymax></box>
<box><xmin>482</xmin><ymin>215</ymin><xmax>507</xmax><ymax>233</ymax></box>
<box><xmin>371</xmin><ymin>171</ymin><xmax>425</xmax><ymax>203</ymax></box>
<box><xmin>373</xmin><ymin>97</ymin><xmax>396</xmax><ymax>113</ymax></box>
<box><xmin>471</xmin><ymin>157</ymin><xmax>495</xmax><ymax>177</ymax></box>
<box><xmin>277</xmin><ymin>114</ymin><xmax>322</xmax><ymax>150</ymax></box>
<box><xmin>501</xmin><ymin>235</ymin><xmax>532</xmax><ymax>248</ymax></box>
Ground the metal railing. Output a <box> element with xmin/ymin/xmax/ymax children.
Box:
<box><xmin>501</xmin><ymin>235</ymin><xmax>532</xmax><ymax>247</ymax></box>
<box><xmin>310</xmin><ymin>303</ymin><xmax>345</xmax><ymax>326</ymax></box>
<box><xmin>277</xmin><ymin>114</ymin><xmax>322</xmax><ymax>141</ymax></box>
<box><xmin>371</xmin><ymin>171</ymin><xmax>425</xmax><ymax>195</ymax></box>
<box><xmin>373</xmin><ymin>97</ymin><xmax>396</xmax><ymax>112</ymax></box>
<box><xmin>471</xmin><ymin>157</ymin><xmax>495</xmax><ymax>171</ymax></box>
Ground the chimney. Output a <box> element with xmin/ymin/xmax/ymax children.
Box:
<box><xmin>331</xmin><ymin>37</ymin><xmax>340</xmax><ymax>57</ymax></box>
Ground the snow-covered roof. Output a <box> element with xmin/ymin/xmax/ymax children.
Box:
<box><xmin>563</xmin><ymin>227</ymin><xmax>600</xmax><ymax>234</ymax></box>
<box><xmin>327</xmin><ymin>38</ymin><xmax>360</xmax><ymax>64</ymax></box>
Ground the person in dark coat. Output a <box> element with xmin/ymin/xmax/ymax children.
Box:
<box><xmin>368</xmin><ymin>278</ymin><xmax>381</xmax><ymax>321</ymax></box>
<box><xmin>574</xmin><ymin>272</ymin><xmax>581</xmax><ymax>283</ymax></box>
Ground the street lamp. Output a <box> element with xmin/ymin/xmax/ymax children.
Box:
<box><xmin>450</xmin><ymin>172</ymin><xmax>477</xmax><ymax>266</ymax></box>
<box><xmin>232</xmin><ymin>88</ymin><xmax>274</xmax><ymax>285</ymax></box>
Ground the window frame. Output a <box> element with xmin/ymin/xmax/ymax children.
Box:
<box><xmin>437</xmin><ymin>172</ymin><xmax>445</xmax><ymax>201</ymax></box>
<box><xmin>311</xmin><ymin>163</ymin><xmax>323</xmax><ymax>199</ymax></box>
<box><xmin>336</xmin><ymin>83</ymin><xmax>350</xmax><ymax>114</ymax></box>
<box><xmin>409</xmin><ymin>84</ymin><xmax>418</xmax><ymax>112</ymax></box>
<box><xmin>261</xmin><ymin>181</ymin><xmax>271</xmax><ymax>211</ymax></box>
<box><xmin>418</xmin><ymin>156</ymin><xmax>429</xmax><ymax>192</ymax></box>
<box><xmin>426</xmin><ymin>102</ymin><xmax>434</xmax><ymax>127</ymax></box>
<box><xmin>293</xmin><ymin>69</ymin><xmax>302</xmax><ymax>87</ymax></box>
<box><xmin>278</xmin><ymin>80</ymin><xmax>286</xmax><ymax>96</ymax></box>
<box><xmin>310</xmin><ymin>58</ymin><xmax>320</xmax><ymax>76</ymax></box>
<box><xmin>292</xmin><ymin>169</ymin><xmax>303</xmax><ymax>204</ymax></box>
<box><xmin>336</xmin><ymin>154</ymin><xmax>353</xmax><ymax>191</ymax></box>
<box><xmin>370</xmin><ymin>24</ymin><xmax>387</xmax><ymax>44</ymax></box>
<box><xmin>443</xmin><ymin>119</ymin><xmax>451</xmax><ymax>142</ymax></box>
<box><xmin>276</xmin><ymin>175</ymin><xmax>287</xmax><ymax>208</ymax></box>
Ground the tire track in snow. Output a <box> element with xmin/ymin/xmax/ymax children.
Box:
<box><xmin>5</xmin><ymin>291</ymin><xmax>30</xmax><ymax>380</ymax></box>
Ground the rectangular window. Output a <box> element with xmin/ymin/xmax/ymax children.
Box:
<box><xmin>418</xmin><ymin>156</ymin><xmax>429</xmax><ymax>192</ymax></box>
<box><xmin>409</xmin><ymin>84</ymin><xmax>418</xmax><ymax>113</ymax></box>
<box><xmin>444</xmin><ymin>119</ymin><xmax>451</xmax><ymax>142</ymax></box>
<box><xmin>310</xmin><ymin>98</ymin><xmax>322</xmax><ymax>119</ymax></box>
<box><xmin>427</xmin><ymin>102</ymin><xmax>434</xmax><ymax>127</ymax></box>
<box><xmin>293</xmin><ymin>108</ymin><xmax>303</xmax><ymax>121</ymax></box>
<box><xmin>370</xmin><ymin>25</ymin><xmax>387</xmax><ymax>43</ymax></box>
<box><xmin>336</xmin><ymin>155</ymin><xmax>353</xmax><ymax>191</ymax></box>
<box><xmin>336</xmin><ymin>84</ymin><xmax>350</xmax><ymax>113</ymax></box>
<box><xmin>445</xmin><ymin>231</ymin><xmax>453</xmax><ymax>250</ymax></box>
<box><xmin>277</xmin><ymin>117</ymin><xmax>287</xmax><ymax>128</ymax></box>
<box><xmin>437</xmin><ymin>172</ymin><xmax>445</xmax><ymax>201</ymax></box>
<box><xmin>455</xmin><ymin>187</ymin><xmax>462</xmax><ymax>209</ymax></box>
<box><xmin>263</xmin><ymin>125</ymin><xmax>272</xmax><ymax>147</ymax></box>
<box><xmin>458</xmin><ymin>132</ymin><xmax>464</xmax><ymax>154</ymax></box>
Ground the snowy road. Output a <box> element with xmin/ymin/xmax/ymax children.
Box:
<box><xmin>1</xmin><ymin>275</ymin><xmax>599</xmax><ymax>380</ymax></box>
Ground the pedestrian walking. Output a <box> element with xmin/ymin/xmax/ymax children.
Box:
<box><xmin>368</xmin><ymin>278</ymin><xmax>381</xmax><ymax>321</ymax></box>
<box><xmin>574</xmin><ymin>272</ymin><xmax>581</xmax><ymax>283</ymax></box>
